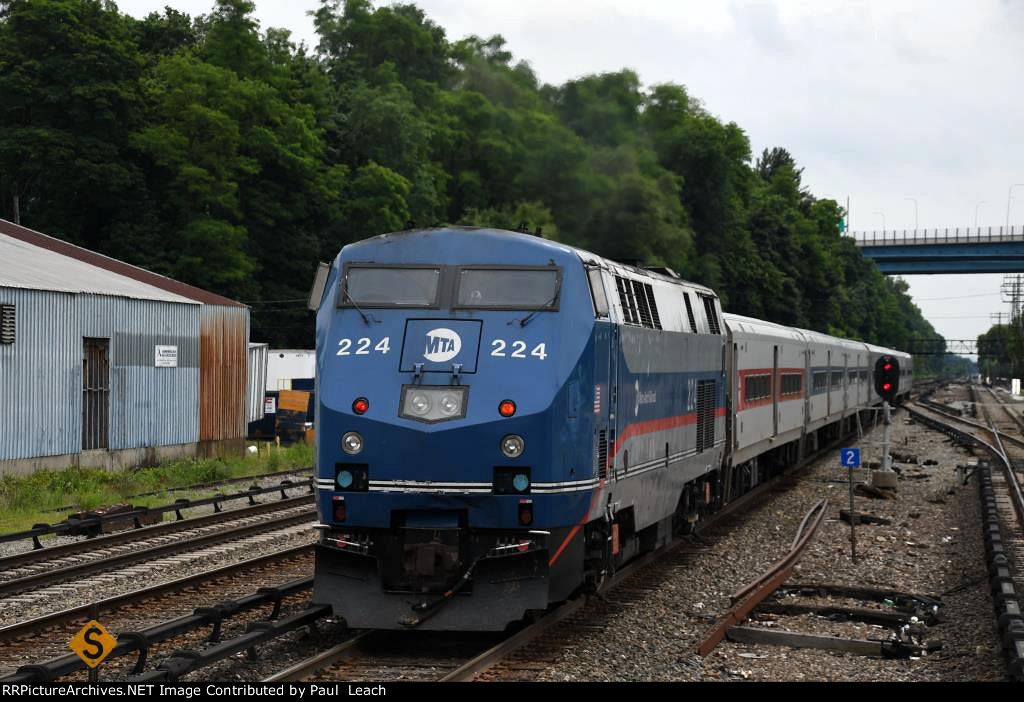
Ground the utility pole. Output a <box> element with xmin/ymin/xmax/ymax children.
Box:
<box><xmin>1007</xmin><ymin>184</ymin><xmax>1024</xmax><ymax>231</ymax></box>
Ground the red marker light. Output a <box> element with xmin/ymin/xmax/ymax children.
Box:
<box><xmin>884</xmin><ymin>363</ymin><xmax>892</xmax><ymax>371</ymax></box>
<box><xmin>883</xmin><ymin>383</ymin><xmax>892</xmax><ymax>392</ymax></box>
<box><xmin>499</xmin><ymin>400</ymin><xmax>517</xmax><ymax>418</ymax></box>
<box><xmin>352</xmin><ymin>398</ymin><xmax>369</xmax><ymax>415</ymax></box>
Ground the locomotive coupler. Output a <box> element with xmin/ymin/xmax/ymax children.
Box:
<box><xmin>399</xmin><ymin>556</ymin><xmax>483</xmax><ymax>628</ymax></box>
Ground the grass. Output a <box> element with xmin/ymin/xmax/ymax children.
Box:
<box><xmin>0</xmin><ymin>442</ymin><xmax>313</xmax><ymax>535</ymax></box>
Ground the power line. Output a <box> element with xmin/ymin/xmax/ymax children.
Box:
<box><xmin>912</xmin><ymin>291</ymin><xmax>1001</xmax><ymax>302</ymax></box>
<box><xmin>243</xmin><ymin>298</ymin><xmax>308</xmax><ymax>304</ymax></box>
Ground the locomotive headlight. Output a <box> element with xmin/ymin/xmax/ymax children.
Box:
<box><xmin>400</xmin><ymin>386</ymin><xmax>469</xmax><ymax>423</ymax></box>
<box><xmin>501</xmin><ymin>434</ymin><xmax>525</xmax><ymax>458</ymax></box>
<box><xmin>337</xmin><ymin>470</ymin><xmax>355</xmax><ymax>489</ymax></box>
<box><xmin>342</xmin><ymin>432</ymin><xmax>364</xmax><ymax>455</ymax></box>
<box><xmin>438</xmin><ymin>392</ymin><xmax>462</xmax><ymax>416</ymax></box>
<box><xmin>409</xmin><ymin>393</ymin><xmax>432</xmax><ymax>416</ymax></box>
<box><xmin>513</xmin><ymin>473</ymin><xmax>530</xmax><ymax>492</ymax></box>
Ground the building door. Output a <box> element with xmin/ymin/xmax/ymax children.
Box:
<box><xmin>83</xmin><ymin>338</ymin><xmax>110</xmax><ymax>450</ymax></box>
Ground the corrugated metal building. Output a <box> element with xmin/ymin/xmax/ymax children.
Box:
<box><xmin>0</xmin><ymin>219</ymin><xmax>250</xmax><ymax>475</ymax></box>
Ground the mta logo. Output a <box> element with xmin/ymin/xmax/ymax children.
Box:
<box><xmin>423</xmin><ymin>328</ymin><xmax>462</xmax><ymax>363</ymax></box>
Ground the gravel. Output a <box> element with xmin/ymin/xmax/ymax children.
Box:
<box><xmin>0</xmin><ymin>523</ymin><xmax>316</xmax><ymax>628</ymax></box>
<box><xmin>0</xmin><ymin>556</ymin><xmax>315</xmax><ymax>678</ymax></box>
<box><xmin>535</xmin><ymin>405</ymin><xmax>1006</xmax><ymax>681</ymax></box>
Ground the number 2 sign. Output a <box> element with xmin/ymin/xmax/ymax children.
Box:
<box><xmin>840</xmin><ymin>448</ymin><xmax>860</xmax><ymax>467</ymax></box>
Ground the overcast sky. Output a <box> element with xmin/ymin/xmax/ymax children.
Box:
<box><xmin>119</xmin><ymin>0</ymin><xmax>1024</xmax><ymax>348</ymax></box>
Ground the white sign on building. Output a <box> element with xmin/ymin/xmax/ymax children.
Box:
<box><xmin>155</xmin><ymin>345</ymin><xmax>178</xmax><ymax>368</ymax></box>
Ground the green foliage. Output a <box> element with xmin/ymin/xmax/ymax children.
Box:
<box><xmin>0</xmin><ymin>442</ymin><xmax>312</xmax><ymax>534</ymax></box>
<box><xmin>0</xmin><ymin>0</ymin><xmax>944</xmax><ymax>357</ymax></box>
<box><xmin>978</xmin><ymin>324</ymin><xmax>1022</xmax><ymax>379</ymax></box>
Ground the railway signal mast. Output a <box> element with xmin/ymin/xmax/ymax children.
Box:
<box><xmin>872</xmin><ymin>355</ymin><xmax>900</xmax><ymax>490</ymax></box>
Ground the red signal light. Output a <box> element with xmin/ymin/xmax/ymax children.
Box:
<box><xmin>352</xmin><ymin>397</ymin><xmax>369</xmax><ymax>415</ymax></box>
<box><xmin>499</xmin><ymin>400</ymin><xmax>517</xmax><ymax>418</ymax></box>
<box><xmin>883</xmin><ymin>363</ymin><xmax>892</xmax><ymax>371</ymax></box>
<box><xmin>518</xmin><ymin>501</ymin><xmax>533</xmax><ymax>525</ymax></box>
<box><xmin>883</xmin><ymin>383</ymin><xmax>892</xmax><ymax>392</ymax></box>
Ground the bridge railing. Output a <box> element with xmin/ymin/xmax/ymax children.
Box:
<box><xmin>848</xmin><ymin>226</ymin><xmax>1024</xmax><ymax>246</ymax></box>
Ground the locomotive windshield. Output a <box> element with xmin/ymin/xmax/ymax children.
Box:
<box><xmin>455</xmin><ymin>268</ymin><xmax>561</xmax><ymax>309</ymax></box>
<box><xmin>342</xmin><ymin>266</ymin><xmax>440</xmax><ymax>307</ymax></box>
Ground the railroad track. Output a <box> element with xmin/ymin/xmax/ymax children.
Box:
<box><xmin>0</xmin><ymin>545</ymin><xmax>316</xmax><ymax>682</ymax></box>
<box><xmin>0</xmin><ymin>493</ymin><xmax>312</xmax><ymax>573</ymax></box>
<box><xmin>0</xmin><ymin>504</ymin><xmax>316</xmax><ymax>611</ymax></box>
<box><xmin>904</xmin><ymin>392</ymin><xmax>1024</xmax><ymax>680</ymax></box>
<box><xmin>1</xmin><ymin>415</ymin><xmax>889</xmax><ymax>682</ymax></box>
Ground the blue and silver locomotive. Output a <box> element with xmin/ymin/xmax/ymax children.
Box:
<box><xmin>312</xmin><ymin>226</ymin><xmax>911</xmax><ymax>631</ymax></box>
<box><xmin>313</xmin><ymin>227</ymin><xmax>728</xmax><ymax>630</ymax></box>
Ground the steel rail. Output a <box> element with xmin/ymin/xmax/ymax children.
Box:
<box><xmin>0</xmin><ymin>544</ymin><xmax>313</xmax><ymax>644</ymax></box>
<box><xmin>0</xmin><ymin>494</ymin><xmax>313</xmax><ymax>571</ymax></box>
<box><xmin>906</xmin><ymin>399</ymin><xmax>1024</xmax><ymax>452</ymax></box>
<box><xmin>130</xmin><ymin>606</ymin><xmax>333</xmax><ymax>683</ymax></box>
<box><xmin>973</xmin><ymin>388</ymin><xmax>1024</xmax><ymax>526</ymax></box>
<box><xmin>905</xmin><ymin>391</ymin><xmax>1024</xmax><ymax>681</ymax></box>
<box><xmin>48</xmin><ymin>467</ymin><xmax>314</xmax><ymax>509</ymax></box>
<box><xmin>0</xmin><ymin>508</ymin><xmax>315</xmax><ymax>598</ymax></box>
<box><xmin>696</xmin><ymin>498</ymin><xmax>829</xmax><ymax>656</ymax></box>
<box><xmin>262</xmin><ymin>631</ymin><xmax>377</xmax><ymax>682</ymax></box>
<box><xmin>2</xmin><ymin>570</ymin><xmax>316</xmax><ymax>682</ymax></box>
<box><xmin>0</xmin><ymin>478</ymin><xmax>314</xmax><ymax>548</ymax></box>
<box><xmin>911</xmin><ymin>395</ymin><xmax>1024</xmax><ymax>526</ymax></box>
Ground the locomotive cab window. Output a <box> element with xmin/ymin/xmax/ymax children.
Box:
<box><xmin>340</xmin><ymin>265</ymin><xmax>441</xmax><ymax>308</ymax></box>
<box><xmin>455</xmin><ymin>267</ymin><xmax>561</xmax><ymax>310</ymax></box>
<box><xmin>587</xmin><ymin>268</ymin><xmax>609</xmax><ymax>318</ymax></box>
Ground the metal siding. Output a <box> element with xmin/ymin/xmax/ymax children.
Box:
<box><xmin>0</xmin><ymin>287</ymin><xmax>79</xmax><ymax>460</ymax></box>
<box><xmin>77</xmin><ymin>295</ymin><xmax>200</xmax><ymax>451</ymax></box>
<box><xmin>247</xmin><ymin>343</ymin><xmax>269</xmax><ymax>423</ymax></box>
<box><xmin>200</xmin><ymin>305</ymin><xmax>249</xmax><ymax>441</ymax></box>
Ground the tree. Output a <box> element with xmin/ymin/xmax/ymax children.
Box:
<box><xmin>0</xmin><ymin>0</ymin><xmax>145</xmax><ymax>250</ymax></box>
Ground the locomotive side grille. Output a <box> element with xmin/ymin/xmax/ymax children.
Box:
<box><xmin>682</xmin><ymin>293</ymin><xmax>698</xmax><ymax>333</ymax></box>
<box><xmin>615</xmin><ymin>276</ymin><xmax>639</xmax><ymax>325</ymax></box>
<box><xmin>0</xmin><ymin>304</ymin><xmax>13</xmax><ymax>344</ymax></box>
<box><xmin>641</xmin><ymin>282</ymin><xmax>662</xmax><ymax>329</ymax></box>
<box><xmin>699</xmin><ymin>294</ymin><xmax>721</xmax><ymax>335</ymax></box>
<box><xmin>631</xmin><ymin>280</ymin><xmax>653</xmax><ymax>327</ymax></box>
<box><xmin>696</xmin><ymin>380</ymin><xmax>716</xmax><ymax>452</ymax></box>
<box><xmin>597</xmin><ymin>430</ymin><xmax>608</xmax><ymax>480</ymax></box>
<box><xmin>616</xmin><ymin>275</ymin><xmax>662</xmax><ymax>330</ymax></box>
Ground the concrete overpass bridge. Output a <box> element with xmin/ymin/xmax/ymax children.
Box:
<box><xmin>849</xmin><ymin>226</ymin><xmax>1024</xmax><ymax>274</ymax></box>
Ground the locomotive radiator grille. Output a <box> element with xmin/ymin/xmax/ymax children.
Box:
<box><xmin>696</xmin><ymin>380</ymin><xmax>716</xmax><ymax>452</ymax></box>
<box><xmin>597</xmin><ymin>429</ymin><xmax>608</xmax><ymax>480</ymax></box>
